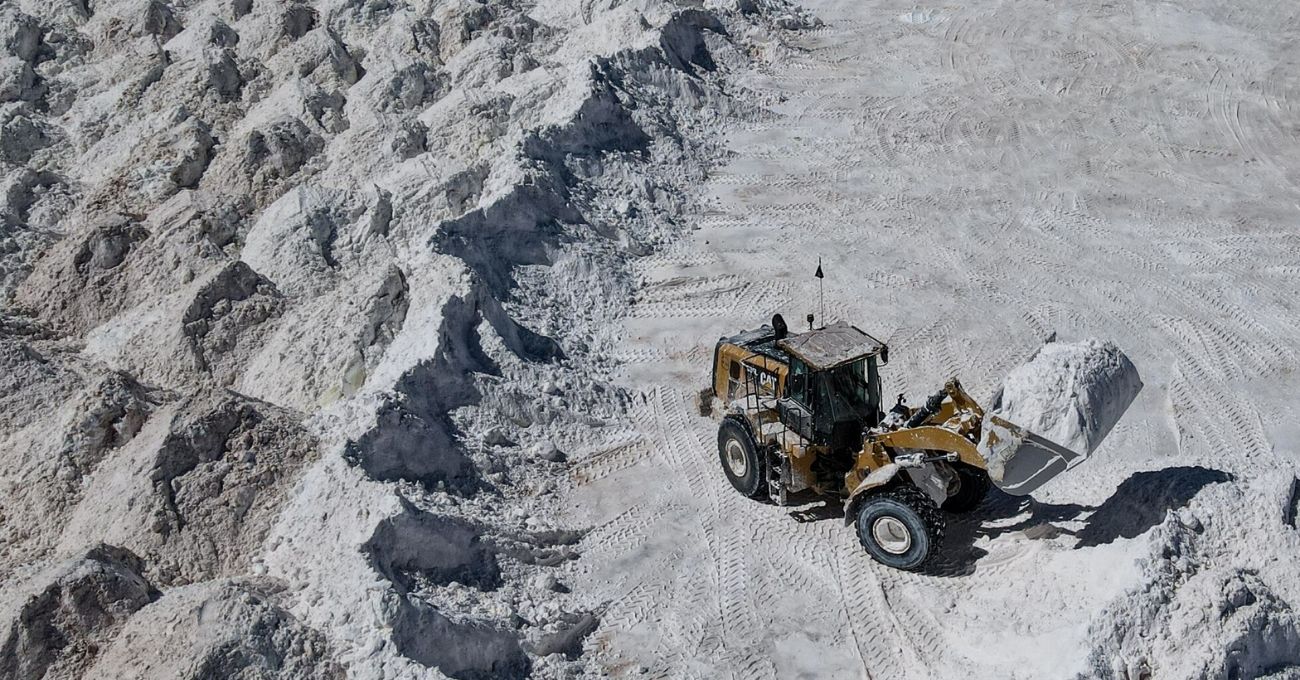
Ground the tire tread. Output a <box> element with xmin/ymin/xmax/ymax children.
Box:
<box><xmin>718</xmin><ymin>416</ymin><xmax>766</xmax><ymax>499</ymax></box>
<box><xmin>856</xmin><ymin>483</ymin><xmax>945</xmax><ymax>570</ymax></box>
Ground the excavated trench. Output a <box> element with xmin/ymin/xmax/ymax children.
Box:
<box><xmin>364</xmin><ymin>503</ymin><xmax>501</xmax><ymax>592</ymax></box>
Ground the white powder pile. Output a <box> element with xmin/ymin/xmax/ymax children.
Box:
<box><xmin>994</xmin><ymin>339</ymin><xmax>1143</xmax><ymax>457</ymax></box>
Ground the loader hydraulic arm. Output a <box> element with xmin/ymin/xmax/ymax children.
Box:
<box><xmin>899</xmin><ymin>379</ymin><xmax>984</xmax><ymax>429</ymax></box>
<box><xmin>905</xmin><ymin>389</ymin><xmax>947</xmax><ymax>428</ymax></box>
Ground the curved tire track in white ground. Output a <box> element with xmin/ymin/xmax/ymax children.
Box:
<box><xmin>567</xmin><ymin>1</ymin><xmax>1300</xmax><ymax>677</ymax></box>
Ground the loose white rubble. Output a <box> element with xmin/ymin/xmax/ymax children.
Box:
<box><xmin>5</xmin><ymin>0</ymin><xmax>1300</xmax><ymax>678</ymax></box>
<box><xmin>0</xmin><ymin>0</ymin><xmax>814</xmax><ymax>677</ymax></box>
<box><xmin>994</xmin><ymin>339</ymin><xmax>1144</xmax><ymax>458</ymax></box>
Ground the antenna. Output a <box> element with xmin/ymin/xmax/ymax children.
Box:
<box><xmin>820</xmin><ymin>275</ymin><xmax>825</xmax><ymax>329</ymax></box>
<box><xmin>814</xmin><ymin>257</ymin><xmax>825</xmax><ymax>329</ymax></box>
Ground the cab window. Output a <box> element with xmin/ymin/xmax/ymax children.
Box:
<box><xmin>786</xmin><ymin>357</ymin><xmax>811</xmax><ymax>407</ymax></box>
<box><xmin>726</xmin><ymin>360</ymin><xmax>742</xmax><ymax>400</ymax></box>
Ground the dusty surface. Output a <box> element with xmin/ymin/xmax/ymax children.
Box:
<box><xmin>562</xmin><ymin>1</ymin><xmax>1300</xmax><ymax>678</ymax></box>
<box><xmin>5</xmin><ymin>0</ymin><xmax>1300</xmax><ymax>677</ymax></box>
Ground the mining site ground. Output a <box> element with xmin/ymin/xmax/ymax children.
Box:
<box><xmin>565</xmin><ymin>1</ymin><xmax>1300</xmax><ymax>677</ymax></box>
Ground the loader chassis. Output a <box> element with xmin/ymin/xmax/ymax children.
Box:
<box><xmin>707</xmin><ymin>320</ymin><xmax>992</xmax><ymax>570</ymax></box>
<box><xmin>706</xmin><ymin>319</ymin><xmax>1138</xmax><ymax>570</ymax></box>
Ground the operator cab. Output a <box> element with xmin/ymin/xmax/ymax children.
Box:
<box><xmin>776</xmin><ymin>322</ymin><xmax>886</xmax><ymax>453</ymax></box>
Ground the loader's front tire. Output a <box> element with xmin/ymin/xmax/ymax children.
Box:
<box><xmin>942</xmin><ymin>463</ymin><xmax>991</xmax><ymax>513</ymax></box>
<box><xmin>718</xmin><ymin>417</ymin><xmax>765</xmax><ymax>499</ymax></box>
<box><xmin>854</xmin><ymin>485</ymin><xmax>944</xmax><ymax>571</ymax></box>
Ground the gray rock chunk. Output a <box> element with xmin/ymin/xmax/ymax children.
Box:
<box><xmin>85</xmin><ymin>579</ymin><xmax>343</xmax><ymax>680</ymax></box>
<box><xmin>0</xmin><ymin>544</ymin><xmax>157</xmax><ymax>680</ymax></box>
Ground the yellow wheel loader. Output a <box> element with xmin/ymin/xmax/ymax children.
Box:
<box><xmin>702</xmin><ymin>315</ymin><xmax>1140</xmax><ymax>571</ymax></box>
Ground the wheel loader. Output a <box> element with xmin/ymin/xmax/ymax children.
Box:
<box><xmin>701</xmin><ymin>315</ymin><xmax>1140</xmax><ymax>571</ymax></box>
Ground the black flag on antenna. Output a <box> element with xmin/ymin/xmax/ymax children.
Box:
<box><xmin>815</xmin><ymin>258</ymin><xmax>824</xmax><ymax>279</ymax></box>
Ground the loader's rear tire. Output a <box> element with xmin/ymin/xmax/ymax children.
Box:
<box><xmin>854</xmin><ymin>485</ymin><xmax>944</xmax><ymax>571</ymax></box>
<box><xmin>718</xmin><ymin>417</ymin><xmax>765</xmax><ymax>499</ymax></box>
<box><xmin>942</xmin><ymin>463</ymin><xmax>991</xmax><ymax>513</ymax></box>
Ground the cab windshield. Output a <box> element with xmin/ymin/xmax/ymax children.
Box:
<box><xmin>824</xmin><ymin>357</ymin><xmax>880</xmax><ymax>422</ymax></box>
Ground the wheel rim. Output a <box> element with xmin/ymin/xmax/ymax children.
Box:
<box><xmin>871</xmin><ymin>516</ymin><xmax>913</xmax><ymax>555</ymax></box>
<box><xmin>724</xmin><ymin>438</ymin><xmax>748</xmax><ymax>477</ymax></box>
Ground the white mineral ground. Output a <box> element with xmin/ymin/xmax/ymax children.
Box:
<box><xmin>2</xmin><ymin>0</ymin><xmax>1300</xmax><ymax>678</ymax></box>
<box><xmin>558</xmin><ymin>1</ymin><xmax>1300</xmax><ymax>679</ymax></box>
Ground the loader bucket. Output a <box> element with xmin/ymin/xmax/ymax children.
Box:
<box><xmin>978</xmin><ymin>416</ymin><xmax>1085</xmax><ymax>496</ymax></box>
<box><xmin>977</xmin><ymin>339</ymin><xmax>1144</xmax><ymax>496</ymax></box>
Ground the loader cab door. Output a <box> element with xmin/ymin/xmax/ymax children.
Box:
<box><xmin>778</xmin><ymin>357</ymin><xmax>817</xmax><ymax>442</ymax></box>
<box><xmin>779</xmin><ymin>355</ymin><xmax>883</xmax><ymax>447</ymax></box>
<box><xmin>822</xmin><ymin>356</ymin><xmax>881</xmax><ymax>451</ymax></box>
<box><xmin>823</xmin><ymin>357</ymin><xmax>881</xmax><ymax>426</ymax></box>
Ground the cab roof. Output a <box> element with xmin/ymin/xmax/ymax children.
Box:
<box><xmin>776</xmin><ymin>322</ymin><xmax>885</xmax><ymax>370</ymax></box>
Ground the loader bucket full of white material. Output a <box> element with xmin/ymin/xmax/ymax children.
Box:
<box><xmin>977</xmin><ymin>340</ymin><xmax>1143</xmax><ymax>496</ymax></box>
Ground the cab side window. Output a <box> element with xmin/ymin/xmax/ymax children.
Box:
<box><xmin>726</xmin><ymin>360</ymin><xmax>742</xmax><ymax>400</ymax></box>
<box><xmin>787</xmin><ymin>358</ymin><xmax>810</xmax><ymax>407</ymax></box>
<box><xmin>814</xmin><ymin>378</ymin><xmax>834</xmax><ymax>436</ymax></box>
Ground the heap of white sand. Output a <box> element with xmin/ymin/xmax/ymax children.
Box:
<box><xmin>995</xmin><ymin>339</ymin><xmax>1143</xmax><ymax>457</ymax></box>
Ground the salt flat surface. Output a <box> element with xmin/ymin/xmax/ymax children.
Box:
<box><xmin>565</xmin><ymin>1</ymin><xmax>1300</xmax><ymax>677</ymax></box>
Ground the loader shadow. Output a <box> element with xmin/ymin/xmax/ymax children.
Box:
<box><xmin>930</xmin><ymin>465</ymin><xmax>1233</xmax><ymax>577</ymax></box>
<box><xmin>788</xmin><ymin>492</ymin><xmax>844</xmax><ymax>523</ymax></box>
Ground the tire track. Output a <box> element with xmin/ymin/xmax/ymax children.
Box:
<box><xmin>569</xmin><ymin>1</ymin><xmax>1300</xmax><ymax>676</ymax></box>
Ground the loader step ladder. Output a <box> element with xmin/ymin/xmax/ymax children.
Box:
<box><xmin>768</xmin><ymin>444</ymin><xmax>789</xmax><ymax>506</ymax></box>
<box><xmin>738</xmin><ymin>354</ymin><xmax>790</xmax><ymax>506</ymax></box>
<box><xmin>758</xmin><ymin>421</ymin><xmax>791</xmax><ymax>506</ymax></box>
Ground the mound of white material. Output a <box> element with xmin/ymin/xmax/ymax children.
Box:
<box><xmin>0</xmin><ymin>544</ymin><xmax>156</xmax><ymax>679</ymax></box>
<box><xmin>994</xmin><ymin>339</ymin><xmax>1143</xmax><ymax>457</ymax></box>
<box><xmin>85</xmin><ymin>579</ymin><xmax>343</xmax><ymax>680</ymax></box>
<box><xmin>0</xmin><ymin>0</ymin><xmax>801</xmax><ymax>674</ymax></box>
<box><xmin>1084</xmin><ymin>506</ymin><xmax>1300</xmax><ymax>679</ymax></box>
